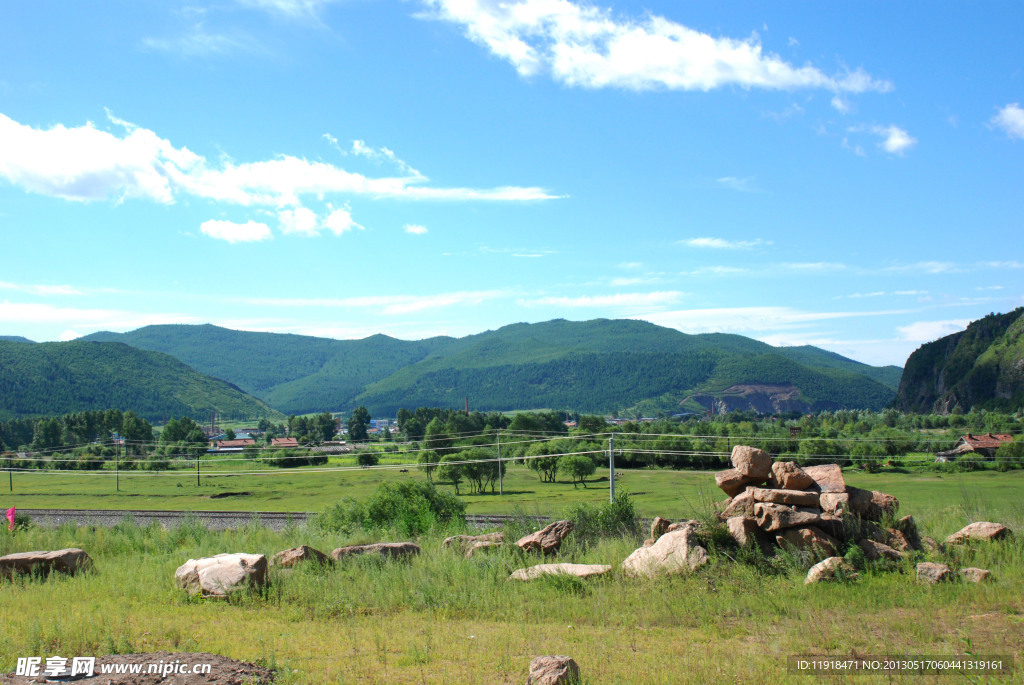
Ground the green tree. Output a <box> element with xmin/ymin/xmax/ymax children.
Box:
<box><xmin>357</xmin><ymin>450</ymin><xmax>380</xmax><ymax>467</ymax></box>
<box><xmin>525</xmin><ymin>441</ymin><xmax>562</xmax><ymax>483</ymax></box>
<box><xmin>437</xmin><ymin>454</ymin><xmax>464</xmax><ymax>494</ymax></box>
<box><xmin>424</xmin><ymin>417</ymin><xmax>454</xmax><ymax>453</ymax></box>
<box><xmin>560</xmin><ymin>454</ymin><xmax>596</xmax><ymax>488</ymax></box>
<box><xmin>348</xmin><ymin>406</ymin><xmax>371</xmax><ymax>442</ymax></box>
<box><xmin>417</xmin><ymin>450</ymin><xmax>439</xmax><ymax>483</ymax></box>
<box><xmin>224</xmin><ymin>427</ymin><xmax>237</xmax><ymax>440</ymax></box>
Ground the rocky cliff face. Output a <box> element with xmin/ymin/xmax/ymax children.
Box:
<box><xmin>894</xmin><ymin>308</ymin><xmax>1024</xmax><ymax>414</ymax></box>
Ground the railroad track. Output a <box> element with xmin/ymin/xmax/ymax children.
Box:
<box><xmin>17</xmin><ymin>509</ymin><xmax>550</xmax><ymax>531</ymax></box>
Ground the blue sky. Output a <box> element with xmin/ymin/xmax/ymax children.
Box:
<box><xmin>1</xmin><ymin>0</ymin><xmax>1021</xmax><ymax>367</ymax></box>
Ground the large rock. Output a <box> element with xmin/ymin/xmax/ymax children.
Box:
<box><xmin>649</xmin><ymin>517</ymin><xmax>672</xmax><ymax>540</ymax></box>
<box><xmin>0</xmin><ymin>548</ymin><xmax>92</xmax><ymax>579</ymax></box>
<box><xmin>857</xmin><ymin>538</ymin><xmax>903</xmax><ymax>562</ymax></box>
<box><xmin>509</xmin><ymin>563</ymin><xmax>612</xmax><ymax>582</ymax></box>
<box><xmin>961</xmin><ymin>567</ymin><xmax>992</xmax><ymax>583</ymax></box>
<box><xmin>271</xmin><ymin>545</ymin><xmax>331</xmax><ymax>568</ymax></box>
<box><xmin>526</xmin><ymin>656</ymin><xmax>580</xmax><ymax>685</ymax></box>
<box><xmin>770</xmin><ymin>461</ymin><xmax>815</xmax><ymax>490</ymax></box>
<box><xmin>776</xmin><ymin>527</ymin><xmax>838</xmax><ymax>556</ymax></box>
<box><xmin>805</xmin><ymin>556</ymin><xmax>858</xmax><ymax>584</ymax></box>
<box><xmin>847</xmin><ymin>487</ymin><xmax>899</xmax><ymax>521</ymax></box>
<box><xmin>750</xmin><ymin>487</ymin><xmax>820</xmax><ymax>508</ymax></box>
<box><xmin>443</xmin><ymin>532</ymin><xmax>504</xmax><ymax>553</ymax></box>
<box><xmin>726</xmin><ymin>516</ymin><xmax>774</xmax><ymax>554</ymax></box>
<box><xmin>754</xmin><ymin>502</ymin><xmax>821</xmax><ymax>532</ymax></box>
<box><xmin>715</xmin><ymin>468</ymin><xmax>750</xmax><ymax>497</ymax></box>
<box><xmin>331</xmin><ymin>542</ymin><xmax>421</xmax><ymax>561</ymax></box>
<box><xmin>517</xmin><ymin>520</ymin><xmax>574</xmax><ymax>555</ymax></box>
<box><xmin>466</xmin><ymin>541</ymin><xmax>504</xmax><ymax>558</ymax></box>
<box><xmin>730</xmin><ymin>445</ymin><xmax>773</xmax><ymax>481</ymax></box>
<box><xmin>720</xmin><ymin>488</ymin><xmax>756</xmax><ymax>518</ymax></box>
<box><xmin>819</xmin><ymin>492</ymin><xmax>850</xmax><ymax>516</ymax></box>
<box><xmin>801</xmin><ymin>464</ymin><xmax>846</xmax><ymax>493</ymax></box>
<box><xmin>894</xmin><ymin>515</ymin><xmax>922</xmax><ymax>550</ymax></box>
<box><xmin>621</xmin><ymin>528</ymin><xmax>708</xmax><ymax>578</ymax></box>
<box><xmin>174</xmin><ymin>553</ymin><xmax>268</xmax><ymax>598</ymax></box>
<box><xmin>945</xmin><ymin>522</ymin><xmax>1010</xmax><ymax>545</ymax></box>
<box><xmin>917</xmin><ymin>562</ymin><xmax>951</xmax><ymax>584</ymax></box>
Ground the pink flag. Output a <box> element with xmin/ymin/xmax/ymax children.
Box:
<box><xmin>6</xmin><ymin>506</ymin><xmax>14</xmax><ymax>531</ymax></box>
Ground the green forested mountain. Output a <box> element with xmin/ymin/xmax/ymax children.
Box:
<box><xmin>82</xmin><ymin>319</ymin><xmax>901</xmax><ymax>416</ymax></box>
<box><xmin>0</xmin><ymin>335</ymin><xmax>34</xmax><ymax>343</ymax></box>
<box><xmin>0</xmin><ymin>339</ymin><xmax>281</xmax><ymax>422</ymax></box>
<box><xmin>895</xmin><ymin>308</ymin><xmax>1024</xmax><ymax>413</ymax></box>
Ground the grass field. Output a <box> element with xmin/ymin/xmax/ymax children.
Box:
<box><xmin>5</xmin><ymin>461</ymin><xmax>1024</xmax><ymax>523</ymax></box>
<box><xmin>1</xmin><ymin>467</ymin><xmax>1023</xmax><ymax>683</ymax></box>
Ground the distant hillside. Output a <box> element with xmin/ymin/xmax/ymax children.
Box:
<box><xmin>895</xmin><ymin>308</ymin><xmax>1024</xmax><ymax>414</ymax></box>
<box><xmin>84</xmin><ymin>319</ymin><xmax>901</xmax><ymax>416</ymax></box>
<box><xmin>0</xmin><ymin>335</ymin><xmax>34</xmax><ymax>343</ymax></box>
<box><xmin>0</xmin><ymin>340</ymin><xmax>281</xmax><ymax>422</ymax></box>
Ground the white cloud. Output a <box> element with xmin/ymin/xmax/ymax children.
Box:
<box><xmin>422</xmin><ymin>0</ymin><xmax>892</xmax><ymax>94</ymax></box>
<box><xmin>278</xmin><ymin>207</ymin><xmax>321</xmax><ymax>235</ymax></box>
<box><xmin>0</xmin><ymin>281</ymin><xmax>83</xmax><ymax>296</ymax></box>
<box><xmin>324</xmin><ymin>207</ymin><xmax>363</xmax><ymax>235</ymax></box>
<box><xmin>830</xmin><ymin>95</ymin><xmax>852</xmax><ymax>114</ymax></box>
<box><xmin>59</xmin><ymin>330</ymin><xmax>82</xmax><ymax>341</ymax></box>
<box><xmin>991</xmin><ymin>103</ymin><xmax>1024</xmax><ymax>140</ymax></box>
<box><xmin>780</xmin><ymin>262</ymin><xmax>847</xmax><ymax>271</ymax></box>
<box><xmin>0</xmin><ymin>112</ymin><xmax>559</xmax><ymax>208</ymax></box>
<box><xmin>239</xmin><ymin>289</ymin><xmax>511</xmax><ymax>315</ymax></box>
<box><xmin>351</xmin><ymin>139</ymin><xmax>422</xmax><ymax>177</ymax></box>
<box><xmin>200</xmin><ymin>219</ymin><xmax>273</xmax><ymax>243</ymax></box>
<box><xmin>0</xmin><ymin>302</ymin><xmax>200</xmax><ymax>329</ymax></box>
<box><xmin>679</xmin><ymin>237</ymin><xmax>766</xmax><ymax>249</ymax></box>
<box><xmin>236</xmin><ymin>0</ymin><xmax>340</xmax><ymax>19</ymax></box>
<box><xmin>884</xmin><ymin>261</ymin><xmax>960</xmax><ymax>274</ymax></box>
<box><xmin>637</xmin><ymin>305</ymin><xmax>914</xmax><ymax>335</ymax></box>
<box><xmin>862</xmin><ymin>124</ymin><xmax>916</xmax><ymax>154</ymax></box>
<box><xmin>404</xmin><ymin>224</ymin><xmax>428</xmax><ymax>235</ymax></box>
<box><xmin>142</xmin><ymin>25</ymin><xmax>257</xmax><ymax>57</ymax></box>
<box><xmin>680</xmin><ymin>266</ymin><xmax>748</xmax><ymax>276</ymax></box>
<box><xmin>522</xmin><ymin>291</ymin><xmax>683</xmax><ymax>308</ymax></box>
<box><xmin>898</xmin><ymin>319</ymin><xmax>969</xmax><ymax>343</ymax></box>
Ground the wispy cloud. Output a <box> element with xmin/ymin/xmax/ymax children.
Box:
<box><xmin>240</xmin><ymin>289</ymin><xmax>511</xmax><ymax>315</ymax></box>
<box><xmin>404</xmin><ymin>224</ymin><xmax>428</xmax><ymax>235</ymax></box>
<box><xmin>897</xmin><ymin>319</ymin><xmax>969</xmax><ymax>343</ymax></box>
<box><xmin>0</xmin><ymin>302</ymin><xmax>200</xmax><ymax>330</ymax></box>
<box><xmin>716</xmin><ymin>176</ymin><xmax>760</xmax><ymax>193</ymax></box>
<box><xmin>848</xmin><ymin>124</ymin><xmax>916</xmax><ymax>155</ymax></box>
<box><xmin>521</xmin><ymin>291</ymin><xmax>683</xmax><ymax>308</ymax></box>
<box><xmin>0</xmin><ymin>281</ymin><xmax>84</xmax><ymax>296</ymax></box>
<box><xmin>200</xmin><ymin>219</ymin><xmax>273</xmax><ymax>243</ymax></box>
<box><xmin>991</xmin><ymin>103</ymin><xmax>1024</xmax><ymax>140</ymax></box>
<box><xmin>680</xmin><ymin>266</ymin><xmax>748</xmax><ymax>277</ymax></box>
<box><xmin>884</xmin><ymin>261</ymin><xmax>961</xmax><ymax>274</ymax></box>
<box><xmin>678</xmin><ymin>237</ymin><xmax>768</xmax><ymax>250</ymax></box>
<box><xmin>479</xmin><ymin>246</ymin><xmax>557</xmax><ymax>258</ymax></box>
<box><xmin>422</xmin><ymin>0</ymin><xmax>892</xmax><ymax>94</ymax></box>
<box><xmin>141</xmin><ymin>24</ymin><xmax>259</xmax><ymax>57</ymax></box>
<box><xmin>637</xmin><ymin>305</ymin><xmax>914</xmax><ymax>335</ymax></box>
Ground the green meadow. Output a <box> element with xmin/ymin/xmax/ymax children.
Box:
<box><xmin>1</xmin><ymin>467</ymin><xmax>1023</xmax><ymax>683</ymax></box>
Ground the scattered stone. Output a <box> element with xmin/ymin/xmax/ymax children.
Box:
<box><xmin>945</xmin><ymin>522</ymin><xmax>1010</xmax><ymax>545</ymax></box>
<box><xmin>621</xmin><ymin>527</ymin><xmax>708</xmax><ymax>578</ymax></box>
<box><xmin>466</xmin><ymin>541</ymin><xmax>503</xmax><ymax>558</ymax></box>
<box><xmin>526</xmin><ymin>656</ymin><xmax>580</xmax><ymax>685</ymax></box>
<box><xmin>917</xmin><ymin>562</ymin><xmax>951</xmax><ymax>584</ymax></box>
<box><xmin>517</xmin><ymin>520</ymin><xmax>575</xmax><ymax>555</ymax></box>
<box><xmin>0</xmin><ymin>548</ymin><xmax>92</xmax><ymax>579</ymax></box>
<box><xmin>754</xmin><ymin>502</ymin><xmax>821</xmax><ymax>532</ymax></box>
<box><xmin>174</xmin><ymin>553</ymin><xmax>268</xmax><ymax>598</ymax></box>
<box><xmin>443</xmin><ymin>532</ymin><xmax>504</xmax><ymax>553</ymax></box>
<box><xmin>857</xmin><ymin>538</ymin><xmax>903</xmax><ymax>562</ymax></box>
<box><xmin>894</xmin><ymin>516</ymin><xmax>923</xmax><ymax>550</ymax></box>
<box><xmin>730</xmin><ymin>445</ymin><xmax>773</xmax><ymax>482</ymax></box>
<box><xmin>770</xmin><ymin>461</ymin><xmax>815</xmax><ymax>490</ymax></box>
<box><xmin>720</xmin><ymin>488</ymin><xmax>756</xmax><ymax>518</ymax></box>
<box><xmin>847</xmin><ymin>487</ymin><xmax>899</xmax><ymax>522</ymax></box>
<box><xmin>509</xmin><ymin>563</ymin><xmax>612</xmax><ymax>582</ymax></box>
<box><xmin>666</xmin><ymin>520</ymin><xmax>700</xmax><ymax>534</ymax></box>
<box><xmin>750</xmin><ymin>487</ymin><xmax>820</xmax><ymax>508</ymax></box>
<box><xmin>331</xmin><ymin>542</ymin><xmax>421</xmax><ymax>561</ymax></box>
<box><xmin>961</xmin><ymin>567</ymin><xmax>992</xmax><ymax>583</ymax></box>
<box><xmin>884</xmin><ymin>529</ymin><xmax>913</xmax><ymax>553</ymax></box>
<box><xmin>715</xmin><ymin>468</ymin><xmax>750</xmax><ymax>497</ymax></box>
<box><xmin>271</xmin><ymin>545</ymin><xmax>331</xmax><ymax>568</ymax></box>
<box><xmin>920</xmin><ymin>536</ymin><xmax>942</xmax><ymax>553</ymax></box>
<box><xmin>819</xmin><ymin>492</ymin><xmax>850</xmax><ymax>516</ymax></box>
<box><xmin>776</xmin><ymin>526</ymin><xmax>838</xmax><ymax>556</ymax></box>
<box><xmin>801</xmin><ymin>464</ymin><xmax>846</xmax><ymax>493</ymax></box>
<box><xmin>805</xmin><ymin>556</ymin><xmax>858</xmax><ymax>585</ymax></box>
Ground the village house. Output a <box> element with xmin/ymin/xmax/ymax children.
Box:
<box><xmin>935</xmin><ymin>433</ymin><xmax>1014</xmax><ymax>462</ymax></box>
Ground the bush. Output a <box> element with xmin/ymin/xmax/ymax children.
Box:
<box><xmin>357</xmin><ymin>451</ymin><xmax>380</xmax><ymax>467</ymax></box>
<box><xmin>564</xmin><ymin>492</ymin><xmax>642</xmax><ymax>546</ymax></box>
<box><xmin>312</xmin><ymin>481</ymin><xmax>467</xmax><ymax>537</ymax></box>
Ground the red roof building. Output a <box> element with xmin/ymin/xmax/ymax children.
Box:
<box><xmin>936</xmin><ymin>433</ymin><xmax>1014</xmax><ymax>461</ymax></box>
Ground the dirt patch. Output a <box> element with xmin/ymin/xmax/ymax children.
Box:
<box><xmin>0</xmin><ymin>651</ymin><xmax>273</xmax><ymax>684</ymax></box>
<box><xmin>208</xmin><ymin>492</ymin><xmax>254</xmax><ymax>499</ymax></box>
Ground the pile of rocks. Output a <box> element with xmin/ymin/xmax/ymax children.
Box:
<box><xmin>714</xmin><ymin>445</ymin><xmax>920</xmax><ymax>562</ymax></box>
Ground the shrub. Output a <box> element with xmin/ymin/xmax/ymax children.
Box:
<box><xmin>357</xmin><ymin>451</ymin><xmax>380</xmax><ymax>467</ymax></box>
<box><xmin>312</xmin><ymin>481</ymin><xmax>466</xmax><ymax>537</ymax></box>
<box><xmin>564</xmin><ymin>492</ymin><xmax>642</xmax><ymax>546</ymax></box>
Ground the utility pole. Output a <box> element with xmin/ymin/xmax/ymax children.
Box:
<box><xmin>609</xmin><ymin>434</ymin><xmax>615</xmax><ymax>503</ymax></box>
<box><xmin>497</xmin><ymin>430</ymin><xmax>502</xmax><ymax>496</ymax></box>
<box><xmin>115</xmin><ymin>448</ymin><xmax>119</xmax><ymax>492</ymax></box>
<box><xmin>197</xmin><ymin>455</ymin><xmax>201</xmax><ymax>487</ymax></box>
